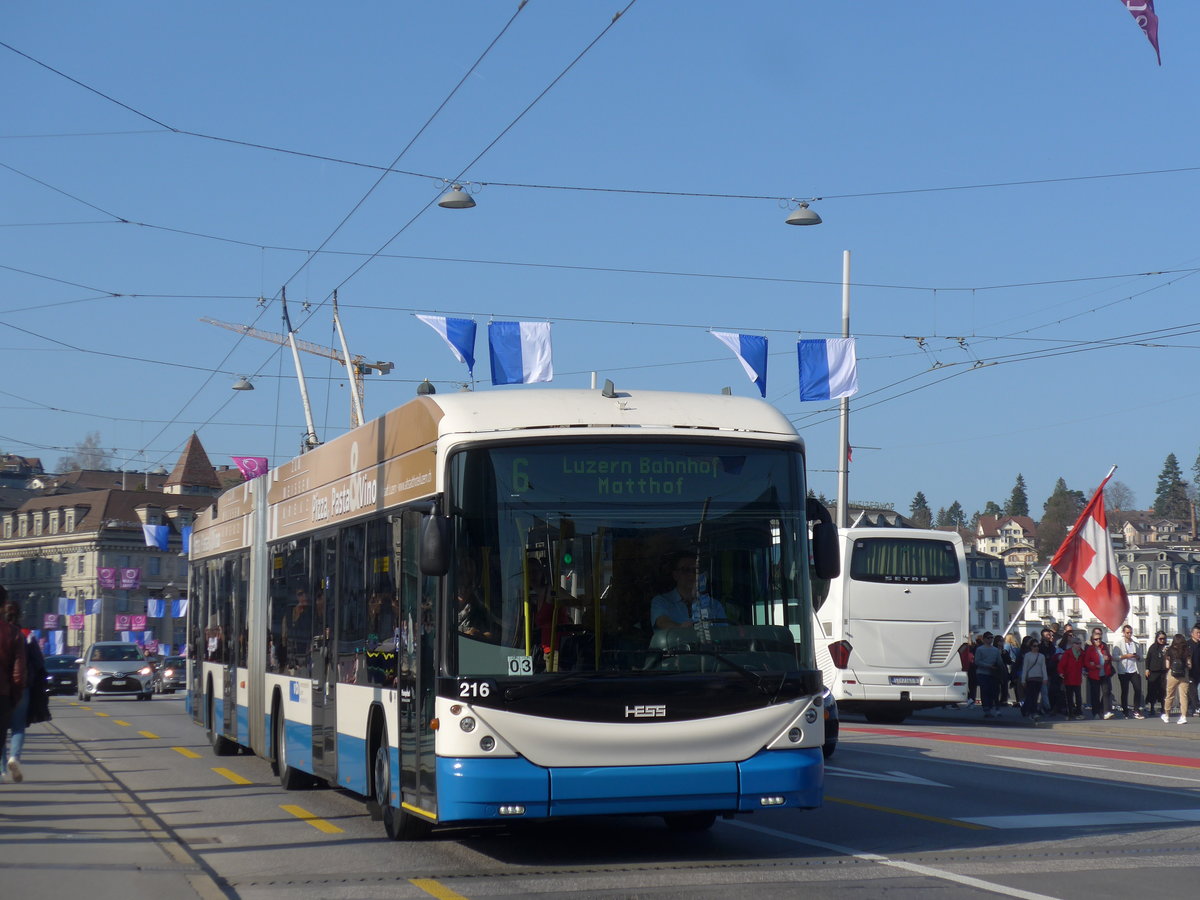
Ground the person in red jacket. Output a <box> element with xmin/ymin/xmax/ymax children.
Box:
<box><xmin>1057</xmin><ymin>635</ymin><xmax>1087</xmax><ymax>720</ymax></box>
<box><xmin>0</xmin><ymin>585</ymin><xmax>28</xmax><ymax>782</ymax></box>
<box><xmin>1083</xmin><ymin>628</ymin><xmax>1116</xmax><ymax>720</ymax></box>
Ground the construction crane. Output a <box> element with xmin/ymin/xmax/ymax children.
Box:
<box><xmin>201</xmin><ymin>295</ymin><xmax>393</xmax><ymax>431</ymax></box>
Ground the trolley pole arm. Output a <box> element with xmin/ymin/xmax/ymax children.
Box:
<box><xmin>282</xmin><ymin>290</ymin><xmax>320</xmax><ymax>450</ymax></box>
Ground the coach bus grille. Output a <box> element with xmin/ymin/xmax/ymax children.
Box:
<box><xmin>928</xmin><ymin>632</ymin><xmax>956</xmax><ymax>666</ymax></box>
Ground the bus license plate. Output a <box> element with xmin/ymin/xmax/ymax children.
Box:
<box><xmin>889</xmin><ymin>676</ymin><xmax>920</xmax><ymax>685</ymax></box>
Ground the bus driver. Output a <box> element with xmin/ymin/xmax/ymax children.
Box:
<box><xmin>651</xmin><ymin>552</ymin><xmax>726</xmax><ymax>630</ymax></box>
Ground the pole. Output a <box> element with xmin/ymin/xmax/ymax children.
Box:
<box><xmin>282</xmin><ymin>289</ymin><xmax>320</xmax><ymax>451</ymax></box>
<box><xmin>331</xmin><ymin>290</ymin><xmax>365</xmax><ymax>429</ymax></box>
<box><xmin>836</xmin><ymin>250</ymin><xmax>851</xmax><ymax>529</ymax></box>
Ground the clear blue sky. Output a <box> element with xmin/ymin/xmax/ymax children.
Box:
<box><xmin>3</xmin><ymin>2</ymin><xmax>1195</xmax><ymax>518</ymax></box>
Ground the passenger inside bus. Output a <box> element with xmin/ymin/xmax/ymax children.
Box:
<box><xmin>455</xmin><ymin>557</ymin><xmax>497</xmax><ymax>641</ymax></box>
<box><xmin>650</xmin><ymin>551</ymin><xmax>728</xmax><ymax>630</ymax></box>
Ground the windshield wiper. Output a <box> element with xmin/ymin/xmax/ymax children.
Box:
<box><xmin>657</xmin><ymin>648</ymin><xmax>770</xmax><ymax>695</ymax></box>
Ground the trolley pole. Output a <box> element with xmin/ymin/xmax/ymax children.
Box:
<box><xmin>836</xmin><ymin>250</ymin><xmax>851</xmax><ymax>529</ymax></box>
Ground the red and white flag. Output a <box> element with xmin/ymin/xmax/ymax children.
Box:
<box><xmin>1050</xmin><ymin>474</ymin><xmax>1129</xmax><ymax>630</ymax></box>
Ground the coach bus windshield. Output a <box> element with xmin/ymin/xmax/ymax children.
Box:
<box><xmin>446</xmin><ymin>441</ymin><xmax>814</xmax><ymax>678</ymax></box>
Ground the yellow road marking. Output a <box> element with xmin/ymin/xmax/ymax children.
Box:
<box><xmin>213</xmin><ymin>767</ymin><xmax>252</xmax><ymax>785</ymax></box>
<box><xmin>410</xmin><ymin>878</ymin><xmax>470</xmax><ymax>900</ymax></box>
<box><xmin>94</xmin><ymin>711</ymin><xmax>110</xmax><ymax>717</ymax></box>
<box><xmin>280</xmin><ymin>804</ymin><xmax>344</xmax><ymax>834</ymax></box>
<box><xmin>113</xmin><ymin>719</ymin><xmax>131</xmax><ymax>726</ymax></box>
<box><xmin>826</xmin><ymin>795</ymin><xmax>990</xmax><ymax>830</ymax></box>
<box><xmin>139</xmin><ymin>730</ymin><xmax>159</xmax><ymax>739</ymax></box>
<box><xmin>173</xmin><ymin>747</ymin><xmax>202</xmax><ymax>759</ymax></box>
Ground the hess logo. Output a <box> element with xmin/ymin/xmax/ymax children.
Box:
<box><xmin>625</xmin><ymin>704</ymin><xmax>666</xmax><ymax>718</ymax></box>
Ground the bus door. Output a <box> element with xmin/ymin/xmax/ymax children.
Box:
<box><xmin>310</xmin><ymin>532</ymin><xmax>338</xmax><ymax>779</ymax></box>
<box><xmin>397</xmin><ymin>509</ymin><xmax>437</xmax><ymax>819</ymax></box>
<box><xmin>221</xmin><ymin>553</ymin><xmax>244</xmax><ymax>739</ymax></box>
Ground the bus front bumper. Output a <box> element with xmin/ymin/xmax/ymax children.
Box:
<box><xmin>433</xmin><ymin>747</ymin><xmax>822</xmax><ymax>823</ymax></box>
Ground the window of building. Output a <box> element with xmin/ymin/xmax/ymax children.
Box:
<box><xmin>65</xmin><ymin>511</ymin><xmax>74</xmax><ymax>532</ymax></box>
<box><xmin>1160</xmin><ymin>572</ymin><xmax>1171</xmax><ymax>590</ymax></box>
<box><xmin>77</xmin><ymin>555</ymin><xmax>85</xmax><ymax>575</ymax></box>
<box><xmin>33</xmin><ymin>514</ymin><xmax>42</xmax><ymax>536</ymax></box>
<box><xmin>148</xmin><ymin>557</ymin><xmax>161</xmax><ymax>576</ymax></box>
<box><xmin>19</xmin><ymin>516</ymin><xmax>27</xmax><ymax>537</ymax></box>
<box><xmin>49</xmin><ymin>511</ymin><xmax>59</xmax><ymax>534</ymax></box>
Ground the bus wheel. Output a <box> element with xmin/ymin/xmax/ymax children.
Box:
<box><xmin>207</xmin><ymin>693</ymin><xmax>237</xmax><ymax>756</ymax></box>
<box><xmin>663</xmin><ymin>811</ymin><xmax>717</xmax><ymax>832</ymax></box>
<box><xmin>375</xmin><ymin>733</ymin><xmax>429</xmax><ymax>841</ymax></box>
<box><xmin>273</xmin><ymin>704</ymin><xmax>307</xmax><ymax>790</ymax></box>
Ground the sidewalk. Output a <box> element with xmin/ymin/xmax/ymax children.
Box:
<box><xmin>0</xmin><ymin>724</ymin><xmax>229</xmax><ymax>900</ymax></box>
<box><xmin>908</xmin><ymin>700</ymin><xmax>1200</xmax><ymax>740</ymax></box>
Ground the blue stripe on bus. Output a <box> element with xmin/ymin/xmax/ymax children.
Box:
<box><xmin>433</xmin><ymin>748</ymin><xmax>822</xmax><ymax>822</ymax></box>
<box><xmin>336</xmin><ymin>732</ymin><xmax>369</xmax><ymax>794</ymax></box>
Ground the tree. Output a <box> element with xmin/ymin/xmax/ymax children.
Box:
<box><xmin>945</xmin><ymin>500</ymin><xmax>966</xmax><ymax>528</ymax></box>
<box><xmin>909</xmin><ymin>492</ymin><xmax>932</xmax><ymax>529</ymax></box>
<box><xmin>1105</xmin><ymin>480</ymin><xmax>1135</xmax><ymax>513</ymax></box>
<box><xmin>982</xmin><ymin>500</ymin><xmax>1003</xmax><ymax>517</ymax></box>
<box><xmin>935</xmin><ymin>506</ymin><xmax>948</xmax><ymax>527</ymax></box>
<box><xmin>1154</xmin><ymin>453</ymin><xmax>1190</xmax><ymax>519</ymax></box>
<box><xmin>56</xmin><ymin>431</ymin><xmax>114</xmax><ymax>472</ymax></box>
<box><xmin>1038</xmin><ymin>477</ymin><xmax>1082</xmax><ymax>559</ymax></box>
<box><xmin>1004</xmin><ymin>474</ymin><xmax>1029</xmax><ymax>517</ymax></box>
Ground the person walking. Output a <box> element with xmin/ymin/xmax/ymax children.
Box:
<box><xmin>1004</xmin><ymin>633</ymin><xmax>1022</xmax><ymax>707</ymax></box>
<box><xmin>1189</xmin><ymin>625</ymin><xmax>1200</xmax><ymax>717</ymax></box>
<box><xmin>974</xmin><ymin>632</ymin><xmax>1002</xmax><ymax>718</ymax></box>
<box><xmin>1021</xmin><ymin>639</ymin><xmax>1048</xmax><ymax>723</ymax></box>
<box><xmin>0</xmin><ymin>586</ymin><xmax>27</xmax><ymax>783</ymax></box>
<box><xmin>1083</xmin><ymin>629</ymin><xmax>1116</xmax><ymax>720</ymax></box>
<box><xmin>1146</xmin><ymin>631</ymin><xmax>1168</xmax><ymax>715</ymax></box>
<box><xmin>1057</xmin><ymin>634</ymin><xmax>1086</xmax><ymax>720</ymax></box>
<box><xmin>1113</xmin><ymin>624</ymin><xmax>1145</xmax><ymax>719</ymax></box>
<box><xmin>0</xmin><ymin>599</ymin><xmax>50</xmax><ymax>783</ymax></box>
<box><xmin>1163</xmin><ymin>633</ymin><xmax>1190</xmax><ymax>724</ymax></box>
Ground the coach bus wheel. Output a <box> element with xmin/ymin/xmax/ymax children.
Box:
<box><xmin>273</xmin><ymin>702</ymin><xmax>307</xmax><ymax>790</ymax></box>
<box><xmin>663</xmin><ymin>811</ymin><xmax>717</xmax><ymax>832</ymax></box>
<box><xmin>375</xmin><ymin>733</ymin><xmax>430</xmax><ymax>841</ymax></box>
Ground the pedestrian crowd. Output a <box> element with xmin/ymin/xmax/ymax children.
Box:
<box><xmin>959</xmin><ymin>620</ymin><xmax>1200</xmax><ymax>725</ymax></box>
<box><xmin>0</xmin><ymin>585</ymin><xmax>52</xmax><ymax>784</ymax></box>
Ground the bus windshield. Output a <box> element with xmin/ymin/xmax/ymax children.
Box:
<box><xmin>849</xmin><ymin>537</ymin><xmax>961</xmax><ymax>584</ymax></box>
<box><xmin>447</xmin><ymin>440</ymin><xmax>813</xmax><ymax>678</ymax></box>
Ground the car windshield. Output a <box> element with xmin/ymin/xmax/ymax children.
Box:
<box><xmin>446</xmin><ymin>440</ymin><xmax>814</xmax><ymax>678</ymax></box>
<box><xmin>46</xmin><ymin>655</ymin><xmax>78</xmax><ymax>666</ymax></box>
<box><xmin>164</xmin><ymin>657</ymin><xmax>183</xmax><ymax>667</ymax></box>
<box><xmin>93</xmin><ymin>646</ymin><xmax>143</xmax><ymax>662</ymax></box>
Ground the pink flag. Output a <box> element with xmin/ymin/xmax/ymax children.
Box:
<box><xmin>1121</xmin><ymin>1</ymin><xmax>1161</xmax><ymax>65</ymax></box>
<box><xmin>233</xmin><ymin>456</ymin><xmax>269</xmax><ymax>479</ymax></box>
<box><xmin>1050</xmin><ymin>474</ymin><xmax>1130</xmax><ymax>630</ymax></box>
<box><xmin>131</xmin><ymin>614</ymin><xmax>147</xmax><ymax>630</ymax></box>
<box><xmin>44</xmin><ymin>614</ymin><xmax>59</xmax><ymax>630</ymax></box>
<box><xmin>97</xmin><ymin>566</ymin><xmax>117</xmax><ymax>590</ymax></box>
<box><xmin>119</xmin><ymin>567</ymin><xmax>141</xmax><ymax>590</ymax></box>
<box><xmin>69</xmin><ymin>614</ymin><xmax>85</xmax><ymax>630</ymax></box>
<box><xmin>115</xmin><ymin>614</ymin><xmax>132</xmax><ymax>630</ymax></box>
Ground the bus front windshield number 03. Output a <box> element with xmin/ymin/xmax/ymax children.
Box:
<box><xmin>507</xmin><ymin>656</ymin><xmax>534</xmax><ymax>676</ymax></box>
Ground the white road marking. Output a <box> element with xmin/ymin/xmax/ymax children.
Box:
<box><xmin>996</xmin><ymin>754</ymin><xmax>1200</xmax><ymax>785</ymax></box>
<box><xmin>729</xmin><ymin>819</ymin><xmax>1063</xmax><ymax>900</ymax></box>
<box><xmin>824</xmin><ymin>765</ymin><xmax>950</xmax><ymax>787</ymax></box>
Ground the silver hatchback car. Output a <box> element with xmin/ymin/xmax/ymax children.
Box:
<box><xmin>77</xmin><ymin>641</ymin><xmax>154</xmax><ymax>701</ymax></box>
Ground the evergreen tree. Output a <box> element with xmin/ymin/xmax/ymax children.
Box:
<box><xmin>935</xmin><ymin>507</ymin><xmax>949</xmax><ymax>527</ymax></box>
<box><xmin>982</xmin><ymin>500</ymin><xmax>1003</xmax><ymax>517</ymax></box>
<box><xmin>945</xmin><ymin>500</ymin><xmax>966</xmax><ymax>528</ymax></box>
<box><xmin>909</xmin><ymin>492</ymin><xmax>932</xmax><ymax>529</ymax></box>
<box><xmin>1154</xmin><ymin>453</ymin><xmax>1190</xmax><ymax>519</ymax></box>
<box><xmin>1004</xmin><ymin>474</ymin><xmax>1029</xmax><ymax>517</ymax></box>
<box><xmin>1038</xmin><ymin>477</ymin><xmax>1082</xmax><ymax>559</ymax></box>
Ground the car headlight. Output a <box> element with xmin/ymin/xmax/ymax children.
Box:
<box><xmin>87</xmin><ymin>667</ymin><xmax>100</xmax><ymax>678</ymax></box>
<box><xmin>139</xmin><ymin>666</ymin><xmax>153</xmax><ymax>676</ymax></box>
<box><xmin>164</xmin><ymin>668</ymin><xmax>175</xmax><ymax>677</ymax></box>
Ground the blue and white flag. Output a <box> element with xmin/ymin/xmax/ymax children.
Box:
<box><xmin>172</xmin><ymin>597</ymin><xmax>189</xmax><ymax>618</ymax></box>
<box><xmin>798</xmin><ymin>338</ymin><xmax>859</xmax><ymax>401</ymax></box>
<box><xmin>48</xmin><ymin>631</ymin><xmax>64</xmax><ymax>654</ymax></box>
<box><xmin>182</xmin><ymin>525</ymin><xmax>192</xmax><ymax>556</ymax></box>
<box><xmin>488</xmin><ymin>321</ymin><xmax>553</xmax><ymax>385</ymax></box>
<box><xmin>146</xmin><ymin>598</ymin><xmax>166</xmax><ymax>618</ymax></box>
<box><xmin>85</xmin><ymin>599</ymin><xmax>101</xmax><ymax>616</ymax></box>
<box><xmin>142</xmin><ymin>523</ymin><xmax>169</xmax><ymax>551</ymax></box>
<box><xmin>711</xmin><ymin>332</ymin><xmax>768</xmax><ymax>398</ymax></box>
<box><xmin>58</xmin><ymin>597</ymin><xmax>77</xmax><ymax>616</ymax></box>
<box><xmin>416</xmin><ymin>314</ymin><xmax>477</xmax><ymax>375</ymax></box>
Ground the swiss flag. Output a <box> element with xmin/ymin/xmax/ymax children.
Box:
<box><xmin>1050</xmin><ymin>475</ymin><xmax>1130</xmax><ymax>630</ymax></box>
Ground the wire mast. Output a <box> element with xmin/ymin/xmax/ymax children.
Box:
<box><xmin>200</xmin><ymin>302</ymin><xmax>394</xmax><ymax>433</ymax></box>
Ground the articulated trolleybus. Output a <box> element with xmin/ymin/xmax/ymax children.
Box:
<box><xmin>812</xmin><ymin>526</ymin><xmax>969</xmax><ymax>724</ymax></box>
<box><xmin>188</xmin><ymin>387</ymin><xmax>839</xmax><ymax>838</ymax></box>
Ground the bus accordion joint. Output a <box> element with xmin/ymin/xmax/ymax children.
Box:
<box><xmin>828</xmin><ymin>640</ymin><xmax>852</xmax><ymax>669</ymax></box>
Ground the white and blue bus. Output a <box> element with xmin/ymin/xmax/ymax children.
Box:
<box><xmin>188</xmin><ymin>387</ymin><xmax>838</xmax><ymax>838</ymax></box>
<box><xmin>812</xmin><ymin>526</ymin><xmax>969</xmax><ymax>724</ymax></box>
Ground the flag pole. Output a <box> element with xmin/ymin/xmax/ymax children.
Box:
<box><xmin>1001</xmin><ymin>464</ymin><xmax>1118</xmax><ymax>638</ymax></box>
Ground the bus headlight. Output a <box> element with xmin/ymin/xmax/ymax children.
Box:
<box><xmin>788</xmin><ymin>727</ymin><xmax>802</xmax><ymax>743</ymax></box>
<box><xmin>459</xmin><ymin>716</ymin><xmax>477</xmax><ymax>733</ymax></box>
<box><xmin>804</xmin><ymin>708</ymin><xmax>819</xmax><ymax>724</ymax></box>
<box><xmin>479</xmin><ymin>736</ymin><xmax>496</xmax><ymax>752</ymax></box>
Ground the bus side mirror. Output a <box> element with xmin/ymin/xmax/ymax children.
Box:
<box><xmin>807</xmin><ymin>498</ymin><xmax>840</xmax><ymax>581</ymax></box>
<box><xmin>419</xmin><ymin>515</ymin><xmax>450</xmax><ymax>576</ymax></box>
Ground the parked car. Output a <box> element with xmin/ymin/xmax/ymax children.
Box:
<box><xmin>822</xmin><ymin>686</ymin><xmax>839</xmax><ymax>759</ymax></box>
<box><xmin>77</xmin><ymin>641</ymin><xmax>154</xmax><ymax>701</ymax></box>
<box><xmin>152</xmin><ymin>656</ymin><xmax>186</xmax><ymax>694</ymax></box>
<box><xmin>44</xmin><ymin>654</ymin><xmax>81</xmax><ymax>695</ymax></box>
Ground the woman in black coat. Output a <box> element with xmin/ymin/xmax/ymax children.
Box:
<box><xmin>1145</xmin><ymin>630</ymin><xmax>1168</xmax><ymax>715</ymax></box>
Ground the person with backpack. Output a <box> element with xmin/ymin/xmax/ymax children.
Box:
<box><xmin>1163</xmin><ymin>633</ymin><xmax>1191</xmax><ymax>725</ymax></box>
<box><xmin>0</xmin><ymin>586</ymin><xmax>27</xmax><ymax>783</ymax></box>
<box><xmin>0</xmin><ymin>599</ymin><xmax>49</xmax><ymax>783</ymax></box>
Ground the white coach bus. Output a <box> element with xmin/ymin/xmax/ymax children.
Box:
<box><xmin>812</xmin><ymin>526</ymin><xmax>969</xmax><ymax>724</ymax></box>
